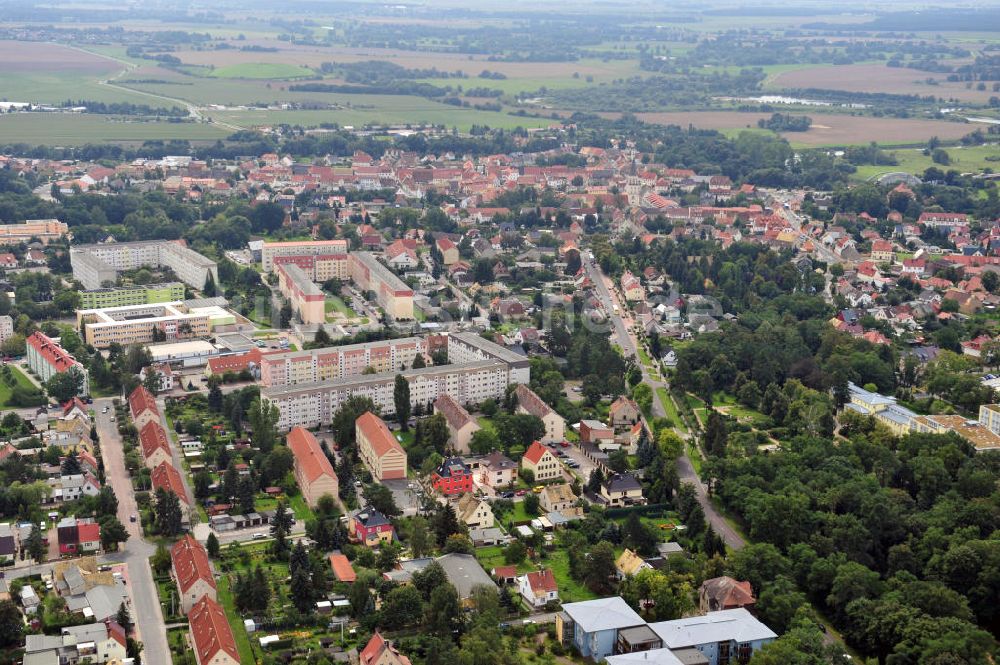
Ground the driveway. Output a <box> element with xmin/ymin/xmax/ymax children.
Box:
<box><xmin>378</xmin><ymin>478</ymin><xmax>424</xmax><ymax>516</ymax></box>
<box><xmin>94</xmin><ymin>398</ymin><xmax>170</xmax><ymax>665</ymax></box>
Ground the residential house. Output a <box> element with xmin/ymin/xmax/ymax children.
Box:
<box><xmin>172</xmin><ymin>533</ymin><xmax>216</xmax><ymax>613</ymax></box>
<box><xmin>699</xmin><ymin>576</ymin><xmax>756</xmax><ymax>613</ymax></box>
<box><xmin>871</xmin><ymin>240</ymin><xmax>895</xmax><ymax>263</ymax></box>
<box><xmin>139</xmin><ymin>363</ymin><xmax>174</xmax><ymax>393</ymax></box>
<box><xmin>540</xmin><ymin>483</ymin><xmax>576</xmax><ymax>513</ymax></box>
<box><xmin>456</xmin><ymin>493</ymin><xmax>494</xmax><ymax>529</ymax></box>
<box><xmin>434</xmin><ymin>393</ymin><xmax>481</xmax><ymax>453</ymax></box>
<box><xmin>616</xmin><ymin>548</ymin><xmax>653</xmax><ymax>578</ymax></box>
<box><xmin>436</xmin><ymin>237</ymin><xmax>459</xmax><ymax>266</ymax></box>
<box><xmin>139</xmin><ymin>421</ymin><xmax>173</xmax><ymax>469</ymax></box>
<box><xmin>609</xmin><ymin>396</ymin><xmax>642</xmax><ymax>432</ymax></box>
<box><xmin>189</xmin><ymin>595</ymin><xmax>241</xmax><ymax>665</ymax></box>
<box><xmin>514</xmin><ymin>384</ymin><xmax>565</xmax><ymax>443</ymax></box>
<box><xmin>556</xmin><ymin>597</ymin><xmax>646</xmax><ymax>660</ymax></box>
<box><xmin>287</xmin><ymin>426</ymin><xmax>339</xmax><ymax>508</ymax></box>
<box><xmin>128</xmin><ymin>386</ymin><xmax>160</xmax><ymax>429</ymax></box>
<box><xmin>349</xmin><ymin>506</ymin><xmax>395</xmax><ymax>547</ymax></box>
<box><xmin>621</xmin><ymin>270</ymin><xmax>645</xmax><ymax>302</ymax></box>
<box><xmin>357</xmin><ymin>412</ymin><xmax>407</xmax><ymax>481</ymax></box>
<box><xmin>57</xmin><ymin>516</ymin><xmax>100</xmax><ymax>555</ymax></box>
<box><xmin>23</xmin><ymin>621</ymin><xmax>128</xmax><ymax>665</ymax></box>
<box><xmin>518</xmin><ymin>568</ymin><xmax>559</xmax><ymax>608</ymax></box>
<box><xmin>600</xmin><ymin>473</ymin><xmax>645</xmax><ymax>507</ymax></box>
<box><xmin>649</xmin><ymin>609</ymin><xmax>776</xmax><ymax>665</ymax></box>
<box><xmin>432</xmin><ymin>457</ymin><xmax>474</xmax><ymax>495</ymax></box>
<box><xmin>360</xmin><ymin>632</ymin><xmax>412</xmax><ymax>665</ymax></box>
<box><xmin>521</xmin><ymin>441</ymin><xmax>562</xmax><ymax>482</ymax></box>
<box><xmin>478</xmin><ymin>451</ymin><xmax>517</xmax><ymax>487</ymax></box>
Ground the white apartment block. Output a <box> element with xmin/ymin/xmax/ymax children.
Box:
<box><xmin>447</xmin><ymin>332</ymin><xmax>531</xmax><ymax>385</ymax></box>
<box><xmin>261</xmin><ymin>239</ymin><xmax>349</xmax><ymax>272</ymax></box>
<box><xmin>0</xmin><ymin>315</ymin><xmax>12</xmax><ymax>344</ymax></box>
<box><xmin>70</xmin><ymin>240</ymin><xmax>218</xmax><ymax>291</ymax></box>
<box><xmin>348</xmin><ymin>251</ymin><xmax>415</xmax><ymax>320</ymax></box>
<box><xmin>77</xmin><ymin>302</ymin><xmax>211</xmax><ymax>348</ymax></box>
<box><xmin>263</xmin><ymin>360</ymin><xmax>509</xmax><ymax>430</ymax></box>
<box><xmin>260</xmin><ymin>336</ymin><xmax>430</xmax><ymax>387</ymax></box>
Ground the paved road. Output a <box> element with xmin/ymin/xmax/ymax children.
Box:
<box><xmin>95</xmin><ymin>398</ymin><xmax>170</xmax><ymax>665</ymax></box>
<box><xmin>585</xmin><ymin>258</ymin><xmax>745</xmax><ymax>551</ymax></box>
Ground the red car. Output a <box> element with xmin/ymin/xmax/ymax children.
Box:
<box><xmin>559</xmin><ymin>441</ymin><xmax>571</xmax><ymax>448</ymax></box>
<box><xmin>515</xmin><ymin>489</ymin><xmax>527</xmax><ymax>497</ymax></box>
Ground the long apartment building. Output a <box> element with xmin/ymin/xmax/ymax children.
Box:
<box><xmin>273</xmin><ymin>253</ymin><xmax>349</xmax><ymax>282</ymax></box>
<box><xmin>77</xmin><ymin>302</ymin><xmax>211</xmax><ymax>348</ymax></box>
<box><xmin>276</xmin><ymin>262</ymin><xmax>326</xmax><ymax>325</ymax></box>
<box><xmin>71</xmin><ymin>240</ymin><xmax>218</xmax><ymax>291</ymax></box>
<box><xmin>348</xmin><ymin>251</ymin><xmax>414</xmax><ymax>320</ymax></box>
<box><xmin>262</xmin><ymin>360</ymin><xmax>509</xmax><ymax>430</ymax></box>
<box><xmin>0</xmin><ymin>218</ymin><xmax>68</xmax><ymax>245</ymax></box>
<box><xmin>261</xmin><ymin>239</ymin><xmax>349</xmax><ymax>272</ymax></box>
<box><xmin>447</xmin><ymin>331</ymin><xmax>531</xmax><ymax>384</ymax></box>
<box><xmin>260</xmin><ymin>336</ymin><xmax>433</xmax><ymax>387</ymax></box>
<box><xmin>26</xmin><ymin>331</ymin><xmax>90</xmax><ymax>395</ymax></box>
<box><xmin>79</xmin><ymin>282</ymin><xmax>185</xmax><ymax>310</ymax></box>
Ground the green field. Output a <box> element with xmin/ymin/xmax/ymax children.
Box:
<box><xmin>0</xmin><ymin>70</ymin><xmax>157</xmax><ymax>106</ymax></box>
<box><xmin>852</xmin><ymin>143</ymin><xmax>1000</xmax><ymax>180</ymax></box>
<box><xmin>0</xmin><ymin>365</ymin><xmax>41</xmax><ymax>407</ymax></box>
<box><xmin>209</xmin><ymin>63</ymin><xmax>317</xmax><ymax>79</ymax></box>
<box><xmin>0</xmin><ymin>113</ymin><xmax>229</xmax><ymax>145</ymax></box>
<box><xmin>325</xmin><ymin>296</ymin><xmax>357</xmax><ymax>318</ymax></box>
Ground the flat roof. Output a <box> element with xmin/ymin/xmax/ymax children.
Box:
<box><xmin>148</xmin><ymin>340</ymin><xmax>219</xmax><ymax>356</ymax></box>
<box><xmin>650</xmin><ymin>609</ymin><xmax>777</xmax><ymax>649</ymax></box>
<box><xmin>262</xmin><ymin>336</ymin><xmax>424</xmax><ymax>363</ymax></box>
<box><xmin>262</xmin><ymin>360</ymin><xmax>504</xmax><ymax>399</ymax></box>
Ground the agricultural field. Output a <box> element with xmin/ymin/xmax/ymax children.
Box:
<box><xmin>208</xmin><ymin>62</ymin><xmax>317</xmax><ymax>80</ymax></box>
<box><xmin>767</xmin><ymin>62</ymin><xmax>999</xmax><ymax>104</ymax></box>
<box><xmin>209</xmin><ymin>107</ymin><xmax>552</xmax><ymax>133</ymax></box>
<box><xmin>630</xmin><ymin>110</ymin><xmax>977</xmax><ymax>147</ymax></box>
<box><xmin>0</xmin><ymin>113</ymin><xmax>228</xmax><ymax>145</ymax></box>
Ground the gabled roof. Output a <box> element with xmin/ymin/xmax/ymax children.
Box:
<box><xmin>514</xmin><ymin>384</ymin><xmax>555</xmax><ymax>419</ymax></box>
<box><xmin>360</xmin><ymin>632</ymin><xmax>412</xmax><ymax>665</ymax></box>
<box><xmin>128</xmin><ymin>386</ymin><xmax>159</xmax><ymax>418</ymax></box>
<box><xmin>434</xmin><ymin>393</ymin><xmax>477</xmax><ymax>432</ymax></box>
<box><xmin>523</xmin><ymin>568</ymin><xmax>558</xmax><ymax>595</ymax></box>
<box><xmin>152</xmin><ymin>461</ymin><xmax>189</xmax><ymax>505</ymax></box>
<box><xmin>329</xmin><ymin>553</ymin><xmax>356</xmax><ymax>582</ymax></box>
<box><xmin>699</xmin><ymin>576</ymin><xmax>755</xmax><ymax>610</ymax></box>
<box><xmin>171</xmin><ymin>534</ymin><xmax>215</xmax><ymax>594</ymax></box>
<box><xmin>435</xmin><ymin>456</ymin><xmax>470</xmax><ymax>479</ymax></box>
<box><xmin>189</xmin><ymin>596</ymin><xmax>240</xmax><ymax>665</ymax></box>
<box><xmin>356</xmin><ymin>412</ymin><xmax>405</xmax><ymax>458</ymax></box>
<box><xmin>139</xmin><ymin>421</ymin><xmax>171</xmax><ymax>460</ymax></box>
<box><xmin>522</xmin><ymin>441</ymin><xmax>551</xmax><ymax>465</ymax></box>
<box><xmin>287</xmin><ymin>426</ymin><xmax>336</xmax><ymax>483</ymax></box>
<box><xmin>352</xmin><ymin>505</ymin><xmax>390</xmax><ymax>529</ymax></box>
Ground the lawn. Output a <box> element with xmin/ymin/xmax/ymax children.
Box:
<box><xmin>0</xmin><ymin>364</ymin><xmax>42</xmax><ymax>407</ymax></box>
<box><xmin>545</xmin><ymin>549</ymin><xmax>597</xmax><ymax>603</ymax></box>
<box><xmin>216</xmin><ymin>576</ymin><xmax>258</xmax><ymax>664</ymax></box>
<box><xmin>656</xmin><ymin>387</ymin><xmax>687</xmax><ymax>434</ymax></box>
<box><xmin>325</xmin><ymin>295</ymin><xmax>356</xmax><ymax>318</ymax></box>
<box><xmin>288</xmin><ymin>494</ymin><xmax>314</xmax><ymax>522</ymax></box>
<box><xmin>851</xmin><ymin>144</ymin><xmax>1000</xmax><ymax>181</ymax></box>
<box><xmin>208</xmin><ymin>63</ymin><xmax>316</xmax><ymax>79</ymax></box>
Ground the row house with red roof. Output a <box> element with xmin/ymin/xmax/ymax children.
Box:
<box><xmin>26</xmin><ymin>331</ymin><xmax>90</xmax><ymax>396</ymax></box>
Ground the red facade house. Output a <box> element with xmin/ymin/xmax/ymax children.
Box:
<box><xmin>431</xmin><ymin>457</ymin><xmax>474</xmax><ymax>495</ymax></box>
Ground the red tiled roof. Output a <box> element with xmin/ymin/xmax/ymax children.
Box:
<box><xmin>525</xmin><ymin>568</ymin><xmax>558</xmax><ymax>594</ymax></box>
<box><xmin>329</xmin><ymin>553</ymin><xmax>356</xmax><ymax>583</ymax></box>
<box><xmin>77</xmin><ymin>522</ymin><xmax>100</xmax><ymax>543</ymax></box>
<box><xmin>189</xmin><ymin>596</ymin><xmax>240</xmax><ymax>665</ymax></box>
<box><xmin>172</xmin><ymin>534</ymin><xmax>215</xmax><ymax>594</ymax></box>
<box><xmin>522</xmin><ymin>441</ymin><xmax>549</xmax><ymax>465</ymax></box>
<box><xmin>128</xmin><ymin>386</ymin><xmax>159</xmax><ymax>418</ymax></box>
<box><xmin>356</xmin><ymin>412</ymin><xmax>404</xmax><ymax>459</ymax></box>
<box><xmin>152</xmin><ymin>461</ymin><xmax>189</xmax><ymax>505</ymax></box>
<box><xmin>26</xmin><ymin>331</ymin><xmax>81</xmax><ymax>374</ymax></box>
<box><xmin>139</xmin><ymin>421</ymin><xmax>171</xmax><ymax>460</ymax></box>
<box><xmin>361</xmin><ymin>632</ymin><xmax>412</xmax><ymax>665</ymax></box>
<box><xmin>287</xmin><ymin>426</ymin><xmax>336</xmax><ymax>484</ymax></box>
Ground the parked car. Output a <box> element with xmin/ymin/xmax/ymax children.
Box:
<box><xmin>532</xmin><ymin>485</ymin><xmax>544</xmax><ymax>493</ymax></box>
<box><xmin>515</xmin><ymin>489</ymin><xmax>527</xmax><ymax>497</ymax></box>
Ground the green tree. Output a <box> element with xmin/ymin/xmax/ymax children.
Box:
<box><xmin>0</xmin><ymin>600</ymin><xmax>23</xmax><ymax>648</ymax></box>
<box><xmin>25</xmin><ymin>524</ymin><xmax>45</xmax><ymax>563</ymax></box>
<box><xmin>426</xmin><ymin>584</ymin><xmax>464</xmax><ymax>637</ymax></box>
<box><xmin>270</xmin><ymin>501</ymin><xmax>293</xmax><ymax>555</ymax></box>
<box><xmin>408</xmin><ymin>515</ymin><xmax>431</xmax><ymax>558</ymax></box>
<box><xmin>154</xmin><ymin>488</ymin><xmax>183</xmax><ymax>537</ymax></box>
<box><xmin>206</xmin><ymin>532</ymin><xmax>220</xmax><ymax>558</ymax></box>
<box><xmin>584</xmin><ymin>541</ymin><xmax>618</xmax><ymax>594</ymax></box>
<box><xmin>380</xmin><ymin>585</ymin><xmax>424</xmax><ymax>630</ymax></box>
<box><xmin>248</xmin><ymin>398</ymin><xmax>279</xmax><ymax>453</ymax></box>
<box><xmin>394</xmin><ymin>374</ymin><xmax>411</xmax><ymax>431</ymax></box>
<box><xmin>45</xmin><ymin>367</ymin><xmax>84</xmax><ymax>403</ymax></box>
<box><xmin>99</xmin><ymin>516</ymin><xmax>129</xmax><ymax>552</ymax></box>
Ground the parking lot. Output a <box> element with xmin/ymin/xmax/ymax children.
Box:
<box><xmin>553</xmin><ymin>442</ymin><xmax>598</xmax><ymax>484</ymax></box>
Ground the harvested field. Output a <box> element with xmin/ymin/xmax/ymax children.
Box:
<box><xmin>0</xmin><ymin>40</ymin><xmax>117</xmax><ymax>73</ymax></box>
<box><xmin>627</xmin><ymin>111</ymin><xmax>975</xmax><ymax>146</ymax></box>
<box><xmin>767</xmin><ymin>63</ymin><xmax>996</xmax><ymax>104</ymax></box>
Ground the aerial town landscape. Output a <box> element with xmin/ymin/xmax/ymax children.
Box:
<box><xmin>0</xmin><ymin>1</ymin><xmax>999</xmax><ymax>665</ymax></box>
